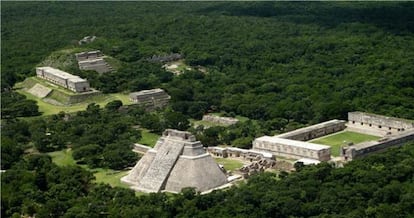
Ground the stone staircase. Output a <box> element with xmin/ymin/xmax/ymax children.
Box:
<box><xmin>137</xmin><ymin>140</ymin><xmax>184</xmax><ymax>192</ymax></box>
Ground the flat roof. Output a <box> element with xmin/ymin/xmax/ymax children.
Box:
<box><xmin>255</xmin><ymin>136</ymin><xmax>331</xmax><ymax>150</ymax></box>
<box><xmin>37</xmin><ymin>67</ymin><xmax>87</xmax><ymax>83</ymax></box>
<box><xmin>130</xmin><ymin>88</ymin><xmax>166</xmax><ymax>96</ymax></box>
<box><xmin>275</xmin><ymin>119</ymin><xmax>345</xmax><ymax>138</ymax></box>
<box><xmin>295</xmin><ymin>158</ymin><xmax>321</xmax><ymax>165</ymax></box>
<box><xmin>349</xmin><ymin>111</ymin><xmax>414</xmax><ymax>124</ymax></box>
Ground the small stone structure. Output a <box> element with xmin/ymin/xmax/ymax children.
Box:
<box><xmin>75</xmin><ymin>50</ymin><xmax>112</xmax><ymax>74</ymax></box>
<box><xmin>147</xmin><ymin>53</ymin><xmax>183</xmax><ymax>63</ymax></box>
<box><xmin>27</xmin><ymin>83</ymin><xmax>52</xmax><ymax>98</ymax></box>
<box><xmin>240</xmin><ymin>158</ymin><xmax>277</xmax><ymax>178</ymax></box>
<box><xmin>275</xmin><ymin>119</ymin><xmax>346</xmax><ymax>141</ymax></box>
<box><xmin>78</xmin><ymin>36</ymin><xmax>96</xmax><ymax>45</ymax></box>
<box><xmin>122</xmin><ymin>129</ymin><xmax>228</xmax><ymax>193</ymax></box>
<box><xmin>36</xmin><ymin>67</ymin><xmax>90</xmax><ymax>93</ymax></box>
<box><xmin>207</xmin><ymin>146</ymin><xmax>274</xmax><ymax>161</ymax></box>
<box><xmin>347</xmin><ymin>111</ymin><xmax>414</xmax><ymax>136</ymax></box>
<box><xmin>129</xmin><ymin>88</ymin><xmax>170</xmax><ymax>109</ymax></box>
<box><xmin>202</xmin><ymin>115</ymin><xmax>239</xmax><ymax>126</ymax></box>
<box><xmin>253</xmin><ymin>136</ymin><xmax>331</xmax><ymax>161</ymax></box>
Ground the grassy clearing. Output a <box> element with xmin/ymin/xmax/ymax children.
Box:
<box><xmin>214</xmin><ymin>158</ymin><xmax>244</xmax><ymax>171</ymax></box>
<box><xmin>138</xmin><ymin>129</ymin><xmax>160</xmax><ymax>147</ymax></box>
<box><xmin>47</xmin><ymin>149</ymin><xmax>131</xmax><ymax>188</ymax></box>
<box><xmin>16</xmin><ymin>89</ymin><xmax>132</xmax><ymax>116</ymax></box>
<box><xmin>310</xmin><ymin>131</ymin><xmax>381</xmax><ymax>156</ymax></box>
<box><xmin>48</xmin><ymin>149</ymin><xmax>77</xmax><ymax>166</ymax></box>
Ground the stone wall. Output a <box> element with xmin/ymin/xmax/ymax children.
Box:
<box><xmin>275</xmin><ymin>119</ymin><xmax>346</xmax><ymax>141</ymax></box>
<box><xmin>348</xmin><ymin>112</ymin><xmax>414</xmax><ymax>136</ymax></box>
<box><xmin>341</xmin><ymin>129</ymin><xmax>414</xmax><ymax>160</ymax></box>
<box><xmin>202</xmin><ymin>115</ymin><xmax>239</xmax><ymax>126</ymax></box>
<box><xmin>253</xmin><ymin>136</ymin><xmax>331</xmax><ymax>161</ymax></box>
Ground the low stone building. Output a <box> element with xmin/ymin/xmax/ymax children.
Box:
<box><xmin>341</xmin><ymin>129</ymin><xmax>414</xmax><ymax>160</ymax></box>
<box><xmin>347</xmin><ymin>112</ymin><xmax>414</xmax><ymax>136</ymax></box>
<box><xmin>253</xmin><ymin>136</ymin><xmax>331</xmax><ymax>161</ymax></box>
<box><xmin>202</xmin><ymin>115</ymin><xmax>239</xmax><ymax>126</ymax></box>
<box><xmin>36</xmin><ymin>67</ymin><xmax>90</xmax><ymax>93</ymax></box>
<box><xmin>129</xmin><ymin>88</ymin><xmax>170</xmax><ymax>109</ymax></box>
<box><xmin>75</xmin><ymin>50</ymin><xmax>112</xmax><ymax>74</ymax></box>
<box><xmin>122</xmin><ymin>129</ymin><xmax>228</xmax><ymax>193</ymax></box>
<box><xmin>275</xmin><ymin>119</ymin><xmax>346</xmax><ymax>141</ymax></box>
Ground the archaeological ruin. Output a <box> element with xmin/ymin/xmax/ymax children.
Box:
<box><xmin>202</xmin><ymin>114</ymin><xmax>239</xmax><ymax>126</ymax></box>
<box><xmin>36</xmin><ymin>67</ymin><xmax>90</xmax><ymax>92</ymax></box>
<box><xmin>122</xmin><ymin>129</ymin><xmax>228</xmax><ymax>193</ymax></box>
<box><xmin>252</xmin><ymin>112</ymin><xmax>414</xmax><ymax>162</ymax></box>
<box><xmin>129</xmin><ymin>88</ymin><xmax>170</xmax><ymax>109</ymax></box>
<box><xmin>275</xmin><ymin>119</ymin><xmax>346</xmax><ymax>141</ymax></box>
<box><xmin>75</xmin><ymin>50</ymin><xmax>113</xmax><ymax>74</ymax></box>
<box><xmin>253</xmin><ymin>136</ymin><xmax>332</xmax><ymax>161</ymax></box>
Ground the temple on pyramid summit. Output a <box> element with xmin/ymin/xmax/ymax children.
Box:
<box><xmin>121</xmin><ymin>129</ymin><xmax>229</xmax><ymax>193</ymax></box>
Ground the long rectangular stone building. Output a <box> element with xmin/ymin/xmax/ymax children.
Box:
<box><xmin>36</xmin><ymin>67</ymin><xmax>90</xmax><ymax>93</ymax></box>
<box><xmin>341</xmin><ymin>129</ymin><xmax>414</xmax><ymax>160</ymax></box>
<box><xmin>275</xmin><ymin>119</ymin><xmax>346</xmax><ymax>141</ymax></box>
<box><xmin>347</xmin><ymin>112</ymin><xmax>414</xmax><ymax>136</ymax></box>
<box><xmin>129</xmin><ymin>88</ymin><xmax>170</xmax><ymax>109</ymax></box>
<box><xmin>253</xmin><ymin>136</ymin><xmax>331</xmax><ymax>161</ymax></box>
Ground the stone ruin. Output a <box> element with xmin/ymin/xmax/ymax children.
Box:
<box><xmin>75</xmin><ymin>50</ymin><xmax>113</xmax><ymax>74</ymax></box>
<box><xmin>239</xmin><ymin>158</ymin><xmax>282</xmax><ymax>178</ymax></box>
<box><xmin>78</xmin><ymin>36</ymin><xmax>96</xmax><ymax>45</ymax></box>
<box><xmin>202</xmin><ymin>114</ymin><xmax>239</xmax><ymax>126</ymax></box>
<box><xmin>122</xmin><ymin>129</ymin><xmax>228</xmax><ymax>193</ymax></box>
<box><xmin>147</xmin><ymin>53</ymin><xmax>183</xmax><ymax>63</ymax></box>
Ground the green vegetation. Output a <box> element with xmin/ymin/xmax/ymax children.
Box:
<box><xmin>138</xmin><ymin>129</ymin><xmax>160</xmax><ymax>147</ymax></box>
<box><xmin>214</xmin><ymin>158</ymin><xmax>244</xmax><ymax>171</ymax></box>
<box><xmin>47</xmin><ymin>149</ymin><xmax>130</xmax><ymax>188</ymax></box>
<box><xmin>311</xmin><ymin>131</ymin><xmax>381</xmax><ymax>156</ymax></box>
<box><xmin>48</xmin><ymin>149</ymin><xmax>77</xmax><ymax>166</ymax></box>
<box><xmin>15</xmin><ymin>78</ymin><xmax>132</xmax><ymax>116</ymax></box>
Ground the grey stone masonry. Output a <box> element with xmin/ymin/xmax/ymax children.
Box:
<box><xmin>348</xmin><ymin>112</ymin><xmax>414</xmax><ymax>136</ymax></box>
<box><xmin>275</xmin><ymin>119</ymin><xmax>346</xmax><ymax>141</ymax></box>
<box><xmin>121</xmin><ymin>129</ymin><xmax>228</xmax><ymax>193</ymax></box>
<box><xmin>137</xmin><ymin>140</ymin><xmax>184</xmax><ymax>192</ymax></box>
<box><xmin>202</xmin><ymin>115</ymin><xmax>239</xmax><ymax>126</ymax></box>
<box><xmin>129</xmin><ymin>88</ymin><xmax>171</xmax><ymax>109</ymax></box>
<box><xmin>36</xmin><ymin>67</ymin><xmax>90</xmax><ymax>93</ymax></box>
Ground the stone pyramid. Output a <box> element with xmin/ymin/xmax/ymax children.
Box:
<box><xmin>122</xmin><ymin>129</ymin><xmax>228</xmax><ymax>193</ymax></box>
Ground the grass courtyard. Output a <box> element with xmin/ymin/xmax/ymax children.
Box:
<box><xmin>214</xmin><ymin>158</ymin><xmax>244</xmax><ymax>171</ymax></box>
<box><xmin>310</xmin><ymin>131</ymin><xmax>381</xmax><ymax>156</ymax></box>
<box><xmin>47</xmin><ymin>149</ymin><xmax>131</xmax><ymax>189</ymax></box>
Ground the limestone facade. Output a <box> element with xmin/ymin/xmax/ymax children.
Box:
<box><xmin>253</xmin><ymin>136</ymin><xmax>331</xmax><ymax>161</ymax></box>
<box><xmin>202</xmin><ymin>115</ymin><xmax>239</xmax><ymax>126</ymax></box>
<box><xmin>122</xmin><ymin>129</ymin><xmax>228</xmax><ymax>193</ymax></box>
<box><xmin>36</xmin><ymin>67</ymin><xmax>90</xmax><ymax>93</ymax></box>
<box><xmin>341</xmin><ymin>129</ymin><xmax>414</xmax><ymax>160</ymax></box>
<box><xmin>347</xmin><ymin>112</ymin><xmax>414</xmax><ymax>136</ymax></box>
<box><xmin>129</xmin><ymin>88</ymin><xmax>170</xmax><ymax>109</ymax></box>
<box><xmin>275</xmin><ymin>119</ymin><xmax>346</xmax><ymax>141</ymax></box>
<box><xmin>75</xmin><ymin>50</ymin><xmax>112</xmax><ymax>74</ymax></box>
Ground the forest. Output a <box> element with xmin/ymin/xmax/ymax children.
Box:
<box><xmin>2</xmin><ymin>2</ymin><xmax>414</xmax><ymax>123</ymax></box>
<box><xmin>3</xmin><ymin>141</ymin><xmax>414</xmax><ymax>217</ymax></box>
<box><xmin>2</xmin><ymin>2</ymin><xmax>414</xmax><ymax>218</ymax></box>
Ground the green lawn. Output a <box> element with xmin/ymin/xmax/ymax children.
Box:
<box><xmin>47</xmin><ymin>149</ymin><xmax>131</xmax><ymax>188</ymax></box>
<box><xmin>310</xmin><ymin>131</ymin><xmax>380</xmax><ymax>156</ymax></box>
<box><xmin>214</xmin><ymin>158</ymin><xmax>244</xmax><ymax>171</ymax></box>
<box><xmin>138</xmin><ymin>129</ymin><xmax>160</xmax><ymax>147</ymax></box>
<box><xmin>16</xmin><ymin>89</ymin><xmax>132</xmax><ymax>116</ymax></box>
<box><xmin>48</xmin><ymin>149</ymin><xmax>77</xmax><ymax>166</ymax></box>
